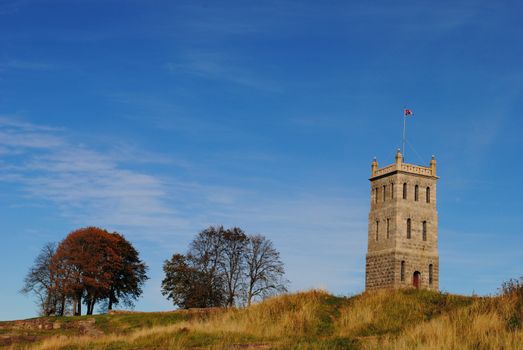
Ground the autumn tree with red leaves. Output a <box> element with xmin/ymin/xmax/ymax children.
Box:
<box><xmin>52</xmin><ymin>227</ymin><xmax>119</xmax><ymax>315</ymax></box>
<box><xmin>106</xmin><ymin>232</ymin><xmax>148</xmax><ymax>311</ymax></box>
<box><xmin>23</xmin><ymin>227</ymin><xmax>148</xmax><ymax>316</ymax></box>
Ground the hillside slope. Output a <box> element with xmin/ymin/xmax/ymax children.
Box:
<box><xmin>2</xmin><ymin>289</ymin><xmax>522</xmax><ymax>349</ymax></box>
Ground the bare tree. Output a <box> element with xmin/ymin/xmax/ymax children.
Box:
<box><xmin>245</xmin><ymin>235</ymin><xmax>288</xmax><ymax>306</ymax></box>
<box><xmin>221</xmin><ymin>227</ymin><xmax>248</xmax><ymax>307</ymax></box>
<box><xmin>21</xmin><ymin>243</ymin><xmax>63</xmax><ymax>316</ymax></box>
<box><xmin>162</xmin><ymin>227</ymin><xmax>288</xmax><ymax>309</ymax></box>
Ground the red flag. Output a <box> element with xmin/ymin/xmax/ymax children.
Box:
<box><xmin>404</xmin><ymin>109</ymin><xmax>413</xmax><ymax>117</ymax></box>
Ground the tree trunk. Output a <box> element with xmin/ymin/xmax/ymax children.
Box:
<box><xmin>44</xmin><ymin>293</ymin><xmax>52</xmax><ymax>316</ymax></box>
<box><xmin>247</xmin><ymin>282</ymin><xmax>254</xmax><ymax>307</ymax></box>
<box><xmin>108</xmin><ymin>288</ymin><xmax>114</xmax><ymax>310</ymax></box>
<box><xmin>86</xmin><ymin>299</ymin><xmax>94</xmax><ymax>315</ymax></box>
<box><xmin>85</xmin><ymin>295</ymin><xmax>95</xmax><ymax>315</ymax></box>
<box><xmin>59</xmin><ymin>296</ymin><xmax>65</xmax><ymax>316</ymax></box>
<box><xmin>75</xmin><ymin>294</ymin><xmax>82</xmax><ymax>316</ymax></box>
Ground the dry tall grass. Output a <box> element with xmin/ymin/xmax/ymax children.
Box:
<box><xmin>188</xmin><ymin>289</ymin><xmax>337</xmax><ymax>337</ymax></box>
<box><xmin>9</xmin><ymin>289</ymin><xmax>523</xmax><ymax>350</ymax></box>
<box><xmin>361</xmin><ymin>293</ymin><xmax>523</xmax><ymax>349</ymax></box>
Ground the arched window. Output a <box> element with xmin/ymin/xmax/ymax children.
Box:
<box><xmin>429</xmin><ymin>264</ymin><xmax>433</xmax><ymax>285</ymax></box>
<box><xmin>407</xmin><ymin>218</ymin><xmax>411</xmax><ymax>239</ymax></box>
<box><xmin>386</xmin><ymin>218</ymin><xmax>390</xmax><ymax>239</ymax></box>
<box><xmin>403</xmin><ymin>183</ymin><xmax>407</xmax><ymax>199</ymax></box>
<box><xmin>426</xmin><ymin>187</ymin><xmax>431</xmax><ymax>203</ymax></box>
<box><xmin>401</xmin><ymin>261</ymin><xmax>405</xmax><ymax>282</ymax></box>
<box><xmin>383</xmin><ymin>185</ymin><xmax>386</xmax><ymax>202</ymax></box>
<box><xmin>391</xmin><ymin>183</ymin><xmax>394</xmax><ymax>199</ymax></box>
<box><xmin>414</xmin><ymin>185</ymin><xmax>419</xmax><ymax>201</ymax></box>
<box><xmin>422</xmin><ymin>221</ymin><xmax>427</xmax><ymax>241</ymax></box>
<box><xmin>376</xmin><ymin>221</ymin><xmax>379</xmax><ymax>241</ymax></box>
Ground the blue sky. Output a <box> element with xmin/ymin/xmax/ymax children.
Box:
<box><xmin>1</xmin><ymin>0</ymin><xmax>522</xmax><ymax>320</ymax></box>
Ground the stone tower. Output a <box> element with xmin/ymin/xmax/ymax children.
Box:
<box><xmin>365</xmin><ymin>150</ymin><xmax>439</xmax><ymax>291</ymax></box>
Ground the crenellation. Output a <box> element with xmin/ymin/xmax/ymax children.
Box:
<box><xmin>371</xmin><ymin>149</ymin><xmax>438</xmax><ymax>180</ymax></box>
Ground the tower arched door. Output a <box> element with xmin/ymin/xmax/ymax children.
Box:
<box><xmin>413</xmin><ymin>271</ymin><xmax>421</xmax><ymax>289</ymax></box>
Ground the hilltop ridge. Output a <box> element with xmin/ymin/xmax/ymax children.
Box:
<box><xmin>1</xmin><ymin>289</ymin><xmax>522</xmax><ymax>349</ymax></box>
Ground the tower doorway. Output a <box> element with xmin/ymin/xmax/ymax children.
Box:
<box><xmin>413</xmin><ymin>271</ymin><xmax>421</xmax><ymax>288</ymax></box>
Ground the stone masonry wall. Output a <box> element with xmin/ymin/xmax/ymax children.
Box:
<box><xmin>365</xmin><ymin>251</ymin><xmax>396</xmax><ymax>290</ymax></box>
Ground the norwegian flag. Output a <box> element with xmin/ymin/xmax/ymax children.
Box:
<box><xmin>404</xmin><ymin>108</ymin><xmax>413</xmax><ymax>117</ymax></box>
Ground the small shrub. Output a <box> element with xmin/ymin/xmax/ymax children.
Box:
<box><xmin>500</xmin><ymin>277</ymin><xmax>523</xmax><ymax>298</ymax></box>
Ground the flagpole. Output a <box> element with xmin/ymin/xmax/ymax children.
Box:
<box><xmin>402</xmin><ymin>111</ymin><xmax>406</xmax><ymax>159</ymax></box>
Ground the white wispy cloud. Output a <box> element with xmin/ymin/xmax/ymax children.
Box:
<box><xmin>0</xmin><ymin>116</ymin><xmax>187</xmax><ymax>240</ymax></box>
<box><xmin>0</xmin><ymin>60</ymin><xmax>55</xmax><ymax>72</ymax></box>
<box><xmin>106</xmin><ymin>92</ymin><xmax>233</xmax><ymax>136</ymax></box>
<box><xmin>0</xmin><ymin>130</ymin><xmax>63</xmax><ymax>148</ymax></box>
<box><xmin>0</xmin><ymin>117</ymin><xmax>64</xmax><ymax>152</ymax></box>
<box><xmin>0</xmin><ymin>116</ymin><xmax>369</xmax><ymax>294</ymax></box>
<box><xmin>166</xmin><ymin>52</ymin><xmax>281</xmax><ymax>92</ymax></box>
<box><xmin>0</xmin><ymin>116</ymin><xmax>63</xmax><ymax>131</ymax></box>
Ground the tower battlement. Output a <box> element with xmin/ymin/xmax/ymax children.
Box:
<box><xmin>371</xmin><ymin>150</ymin><xmax>437</xmax><ymax>179</ymax></box>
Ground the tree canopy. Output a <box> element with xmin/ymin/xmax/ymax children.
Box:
<box><xmin>22</xmin><ymin>227</ymin><xmax>148</xmax><ymax>316</ymax></box>
<box><xmin>162</xmin><ymin>226</ymin><xmax>287</xmax><ymax>308</ymax></box>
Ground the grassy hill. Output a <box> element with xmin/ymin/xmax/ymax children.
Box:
<box><xmin>1</xmin><ymin>289</ymin><xmax>522</xmax><ymax>349</ymax></box>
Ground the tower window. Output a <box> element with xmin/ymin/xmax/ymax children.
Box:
<box><xmin>426</xmin><ymin>187</ymin><xmax>431</xmax><ymax>203</ymax></box>
<box><xmin>429</xmin><ymin>264</ymin><xmax>433</xmax><ymax>285</ymax></box>
<box><xmin>401</xmin><ymin>261</ymin><xmax>405</xmax><ymax>282</ymax></box>
<box><xmin>375</xmin><ymin>188</ymin><xmax>378</xmax><ymax>203</ymax></box>
<box><xmin>422</xmin><ymin>221</ymin><xmax>427</xmax><ymax>241</ymax></box>
<box><xmin>386</xmin><ymin>218</ymin><xmax>390</xmax><ymax>239</ymax></box>
<box><xmin>376</xmin><ymin>221</ymin><xmax>379</xmax><ymax>241</ymax></box>
<box><xmin>383</xmin><ymin>185</ymin><xmax>386</xmax><ymax>202</ymax></box>
<box><xmin>406</xmin><ymin>218</ymin><xmax>411</xmax><ymax>239</ymax></box>
<box><xmin>414</xmin><ymin>185</ymin><xmax>419</xmax><ymax>201</ymax></box>
<box><xmin>403</xmin><ymin>183</ymin><xmax>407</xmax><ymax>199</ymax></box>
<box><xmin>391</xmin><ymin>183</ymin><xmax>394</xmax><ymax>199</ymax></box>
